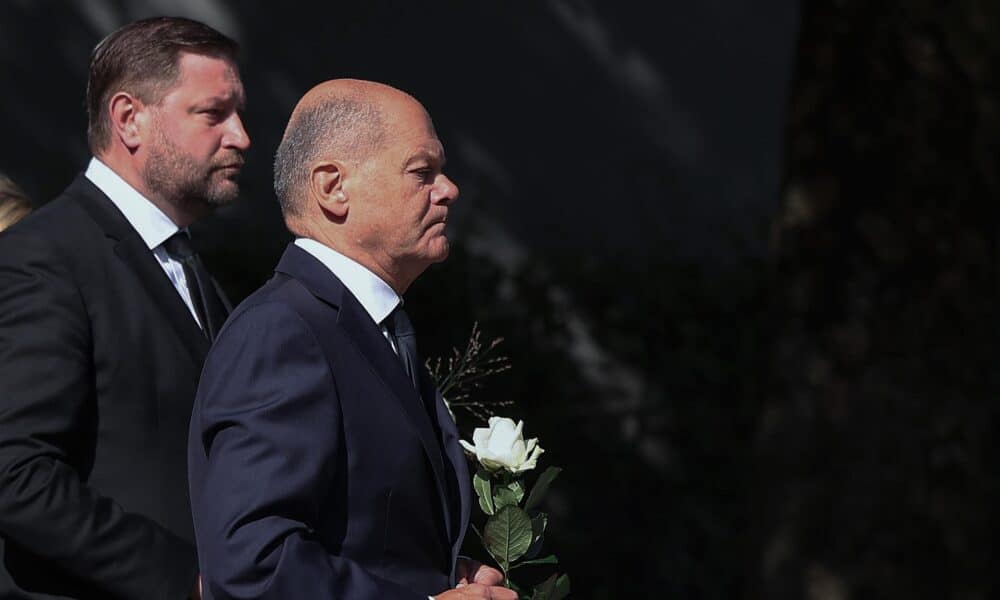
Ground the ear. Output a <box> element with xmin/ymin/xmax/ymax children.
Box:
<box><xmin>108</xmin><ymin>92</ymin><xmax>145</xmax><ymax>151</ymax></box>
<box><xmin>310</xmin><ymin>161</ymin><xmax>349</xmax><ymax>219</ymax></box>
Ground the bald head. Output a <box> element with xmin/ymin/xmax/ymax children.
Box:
<box><xmin>273</xmin><ymin>79</ymin><xmax>426</xmax><ymax>220</ymax></box>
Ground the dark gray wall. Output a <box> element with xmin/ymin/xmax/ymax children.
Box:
<box><xmin>0</xmin><ymin>1</ymin><xmax>801</xmax><ymax>596</ymax></box>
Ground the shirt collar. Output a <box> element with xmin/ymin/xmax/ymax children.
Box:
<box><xmin>84</xmin><ymin>157</ymin><xmax>181</xmax><ymax>250</ymax></box>
<box><xmin>293</xmin><ymin>238</ymin><xmax>401</xmax><ymax>325</ymax></box>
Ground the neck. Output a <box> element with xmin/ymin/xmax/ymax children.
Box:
<box><xmin>95</xmin><ymin>150</ymin><xmax>202</xmax><ymax>228</ymax></box>
<box><xmin>298</xmin><ymin>223</ymin><xmax>414</xmax><ymax>295</ymax></box>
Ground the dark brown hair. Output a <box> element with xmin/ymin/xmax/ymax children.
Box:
<box><xmin>86</xmin><ymin>16</ymin><xmax>239</xmax><ymax>153</ymax></box>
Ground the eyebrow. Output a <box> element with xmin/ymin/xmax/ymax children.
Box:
<box><xmin>196</xmin><ymin>92</ymin><xmax>246</xmax><ymax>111</ymax></box>
<box><xmin>404</xmin><ymin>148</ymin><xmax>446</xmax><ymax>169</ymax></box>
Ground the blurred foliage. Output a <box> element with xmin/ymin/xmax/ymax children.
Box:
<box><xmin>763</xmin><ymin>1</ymin><xmax>1000</xmax><ymax>598</ymax></box>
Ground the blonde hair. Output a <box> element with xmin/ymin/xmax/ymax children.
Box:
<box><xmin>0</xmin><ymin>174</ymin><xmax>32</xmax><ymax>231</ymax></box>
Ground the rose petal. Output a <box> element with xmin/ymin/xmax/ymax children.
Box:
<box><xmin>517</xmin><ymin>441</ymin><xmax>544</xmax><ymax>472</ymax></box>
<box><xmin>485</xmin><ymin>419</ymin><xmax>518</xmax><ymax>457</ymax></box>
<box><xmin>472</xmin><ymin>427</ymin><xmax>491</xmax><ymax>447</ymax></box>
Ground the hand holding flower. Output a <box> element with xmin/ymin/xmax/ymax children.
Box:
<box><xmin>460</xmin><ymin>417</ymin><xmax>569</xmax><ymax>600</ymax></box>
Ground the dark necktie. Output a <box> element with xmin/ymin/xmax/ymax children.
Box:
<box><xmin>386</xmin><ymin>305</ymin><xmax>458</xmax><ymax>524</ymax></box>
<box><xmin>162</xmin><ymin>231</ymin><xmax>227</xmax><ymax>341</ymax></box>
<box><xmin>383</xmin><ymin>304</ymin><xmax>420</xmax><ymax>390</ymax></box>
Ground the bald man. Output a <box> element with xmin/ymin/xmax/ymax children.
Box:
<box><xmin>188</xmin><ymin>80</ymin><xmax>515</xmax><ymax>600</ymax></box>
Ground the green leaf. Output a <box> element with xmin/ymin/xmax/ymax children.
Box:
<box><xmin>494</xmin><ymin>484</ymin><xmax>521</xmax><ymax>510</ymax></box>
<box><xmin>509</xmin><ymin>554</ymin><xmax>559</xmax><ymax>570</ymax></box>
<box><xmin>532</xmin><ymin>513</ymin><xmax>548</xmax><ymax>538</ymax></box>
<box><xmin>525</xmin><ymin>466</ymin><xmax>562</xmax><ymax>512</ymax></box>
<box><xmin>474</xmin><ymin>470</ymin><xmax>495</xmax><ymax>515</ymax></box>
<box><xmin>523</xmin><ymin>512</ymin><xmax>548</xmax><ymax>560</ymax></box>
<box><xmin>507</xmin><ymin>577</ymin><xmax>521</xmax><ymax>594</ymax></box>
<box><xmin>551</xmin><ymin>574</ymin><xmax>570</xmax><ymax>600</ymax></box>
<box><xmin>531</xmin><ymin>574</ymin><xmax>558</xmax><ymax>600</ymax></box>
<box><xmin>483</xmin><ymin>505</ymin><xmax>533</xmax><ymax>570</ymax></box>
<box><xmin>507</xmin><ymin>479</ymin><xmax>526</xmax><ymax>503</ymax></box>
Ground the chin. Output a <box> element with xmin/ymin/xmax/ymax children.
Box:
<box><xmin>204</xmin><ymin>181</ymin><xmax>240</xmax><ymax>207</ymax></box>
<box><xmin>430</xmin><ymin>239</ymin><xmax>450</xmax><ymax>263</ymax></box>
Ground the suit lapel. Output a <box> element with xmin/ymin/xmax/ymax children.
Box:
<box><xmin>69</xmin><ymin>175</ymin><xmax>210</xmax><ymax>364</ymax></box>
<box><xmin>275</xmin><ymin>245</ymin><xmax>452</xmax><ymax>522</ymax></box>
<box><xmin>431</xmin><ymin>382</ymin><xmax>471</xmax><ymax>565</ymax></box>
<box><xmin>337</xmin><ymin>292</ymin><xmax>451</xmax><ymax>503</ymax></box>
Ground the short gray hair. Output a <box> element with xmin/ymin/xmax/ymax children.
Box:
<box><xmin>273</xmin><ymin>97</ymin><xmax>386</xmax><ymax>218</ymax></box>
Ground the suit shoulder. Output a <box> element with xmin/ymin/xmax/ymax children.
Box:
<box><xmin>202</xmin><ymin>284</ymin><xmax>339</xmax><ymax>398</ymax></box>
<box><xmin>228</xmin><ymin>273</ymin><xmax>339</xmax><ymax>330</ymax></box>
<box><xmin>4</xmin><ymin>186</ymin><xmax>95</xmax><ymax>238</ymax></box>
<box><xmin>0</xmin><ymin>189</ymin><xmax>100</xmax><ymax>266</ymax></box>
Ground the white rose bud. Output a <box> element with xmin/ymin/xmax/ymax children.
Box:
<box><xmin>460</xmin><ymin>416</ymin><xmax>544</xmax><ymax>474</ymax></box>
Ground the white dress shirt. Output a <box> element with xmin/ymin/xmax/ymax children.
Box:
<box><xmin>84</xmin><ymin>157</ymin><xmax>202</xmax><ymax>327</ymax></box>
<box><xmin>293</xmin><ymin>238</ymin><xmax>402</xmax><ymax>351</ymax></box>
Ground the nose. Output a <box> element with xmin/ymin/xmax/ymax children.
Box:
<box><xmin>433</xmin><ymin>174</ymin><xmax>459</xmax><ymax>206</ymax></box>
<box><xmin>224</xmin><ymin>113</ymin><xmax>251</xmax><ymax>152</ymax></box>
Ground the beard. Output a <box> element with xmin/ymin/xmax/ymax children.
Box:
<box><xmin>141</xmin><ymin>127</ymin><xmax>244</xmax><ymax>213</ymax></box>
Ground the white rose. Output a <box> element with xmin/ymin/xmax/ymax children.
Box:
<box><xmin>460</xmin><ymin>416</ymin><xmax>544</xmax><ymax>474</ymax></box>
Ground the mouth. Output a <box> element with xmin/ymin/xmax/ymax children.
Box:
<box><xmin>215</xmin><ymin>164</ymin><xmax>244</xmax><ymax>180</ymax></box>
<box><xmin>216</xmin><ymin>154</ymin><xmax>245</xmax><ymax>169</ymax></box>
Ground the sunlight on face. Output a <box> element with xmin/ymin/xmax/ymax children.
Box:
<box><xmin>141</xmin><ymin>52</ymin><xmax>249</xmax><ymax>210</ymax></box>
<box><xmin>352</xmin><ymin>99</ymin><xmax>459</xmax><ymax>278</ymax></box>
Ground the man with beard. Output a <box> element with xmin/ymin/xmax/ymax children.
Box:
<box><xmin>0</xmin><ymin>17</ymin><xmax>248</xmax><ymax>600</ymax></box>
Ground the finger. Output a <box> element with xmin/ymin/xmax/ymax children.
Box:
<box><xmin>474</xmin><ymin>585</ymin><xmax>493</xmax><ymax>600</ymax></box>
<box><xmin>473</xmin><ymin>565</ymin><xmax>504</xmax><ymax>586</ymax></box>
<box><xmin>489</xmin><ymin>586</ymin><xmax>518</xmax><ymax>600</ymax></box>
<box><xmin>460</xmin><ymin>559</ymin><xmax>479</xmax><ymax>582</ymax></box>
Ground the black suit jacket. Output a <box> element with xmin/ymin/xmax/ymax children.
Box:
<box><xmin>188</xmin><ymin>243</ymin><xmax>471</xmax><ymax>600</ymax></box>
<box><xmin>0</xmin><ymin>174</ymin><xmax>220</xmax><ymax>599</ymax></box>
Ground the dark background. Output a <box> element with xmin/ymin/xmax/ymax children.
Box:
<box><xmin>1</xmin><ymin>1</ymin><xmax>997</xmax><ymax>598</ymax></box>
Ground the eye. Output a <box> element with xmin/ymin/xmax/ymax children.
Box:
<box><xmin>200</xmin><ymin>108</ymin><xmax>227</xmax><ymax>122</ymax></box>
<box><xmin>412</xmin><ymin>168</ymin><xmax>434</xmax><ymax>182</ymax></box>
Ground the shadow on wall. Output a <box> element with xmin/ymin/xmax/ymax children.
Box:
<box><xmin>0</xmin><ymin>1</ymin><xmax>808</xmax><ymax>597</ymax></box>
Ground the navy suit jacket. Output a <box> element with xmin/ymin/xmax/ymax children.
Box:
<box><xmin>189</xmin><ymin>243</ymin><xmax>471</xmax><ymax>599</ymax></box>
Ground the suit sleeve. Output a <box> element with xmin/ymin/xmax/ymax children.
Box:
<box><xmin>0</xmin><ymin>231</ymin><xmax>197</xmax><ymax>600</ymax></box>
<box><xmin>191</xmin><ymin>302</ymin><xmax>425</xmax><ymax>600</ymax></box>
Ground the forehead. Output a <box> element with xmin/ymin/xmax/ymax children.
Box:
<box><xmin>165</xmin><ymin>52</ymin><xmax>244</xmax><ymax>102</ymax></box>
<box><xmin>385</xmin><ymin>101</ymin><xmax>443</xmax><ymax>159</ymax></box>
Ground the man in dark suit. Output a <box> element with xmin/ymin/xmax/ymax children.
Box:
<box><xmin>0</xmin><ymin>17</ymin><xmax>249</xmax><ymax>599</ymax></box>
<box><xmin>188</xmin><ymin>80</ymin><xmax>514</xmax><ymax>600</ymax></box>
